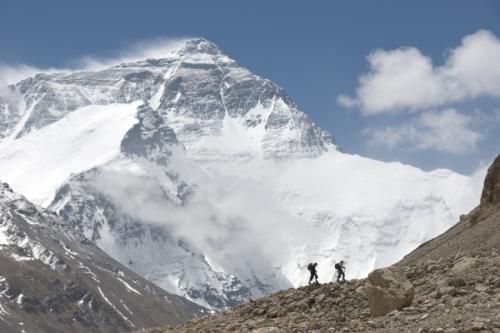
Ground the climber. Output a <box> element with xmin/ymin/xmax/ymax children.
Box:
<box><xmin>307</xmin><ymin>262</ymin><xmax>319</xmax><ymax>284</ymax></box>
<box><xmin>335</xmin><ymin>260</ymin><xmax>346</xmax><ymax>282</ymax></box>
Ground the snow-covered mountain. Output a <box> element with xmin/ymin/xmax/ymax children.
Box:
<box><xmin>0</xmin><ymin>181</ymin><xmax>203</xmax><ymax>333</ymax></box>
<box><xmin>0</xmin><ymin>38</ymin><xmax>482</xmax><ymax>309</ymax></box>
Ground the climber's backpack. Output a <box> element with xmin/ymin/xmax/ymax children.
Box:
<box><xmin>334</xmin><ymin>263</ymin><xmax>340</xmax><ymax>270</ymax></box>
<box><xmin>307</xmin><ymin>263</ymin><xmax>314</xmax><ymax>271</ymax></box>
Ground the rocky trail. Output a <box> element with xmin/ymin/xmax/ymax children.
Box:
<box><xmin>140</xmin><ymin>252</ymin><xmax>500</xmax><ymax>333</ymax></box>
<box><xmin>138</xmin><ymin>155</ymin><xmax>500</xmax><ymax>333</ymax></box>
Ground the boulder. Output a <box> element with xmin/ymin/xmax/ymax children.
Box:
<box><xmin>451</xmin><ymin>256</ymin><xmax>477</xmax><ymax>275</ymax></box>
<box><xmin>435</xmin><ymin>278</ymin><xmax>457</xmax><ymax>298</ymax></box>
<box><xmin>366</xmin><ymin>267</ymin><xmax>415</xmax><ymax>316</ymax></box>
<box><xmin>252</xmin><ymin>327</ymin><xmax>281</xmax><ymax>333</ymax></box>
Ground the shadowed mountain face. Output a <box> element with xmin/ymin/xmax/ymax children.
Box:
<box><xmin>0</xmin><ymin>38</ymin><xmax>482</xmax><ymax>310</ymax></box>
<box><xmin>0</xmin><ymin>182</ymin><xmax>205</xmax><ymax>333</ymax></box>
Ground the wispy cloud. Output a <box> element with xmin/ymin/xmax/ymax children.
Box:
<box><xmin>336</xmin><ymin>94</ymin><xmax>360</xmax><ymax>109</ymax></box>
<box><xmin>338</xmin><ymin>30</ymin><xmax>500</xmax><ymax>114</ymax></box>
<box><xmin>75</xmin><ymin>37</ymin><xmax>191</xmax><ymax>70</ymax></box>
<box><xmin>364</xmin><ymin>109</ymin><xmax>483</xmax><ymax>154</ymax></box>
<box><xmin>0</xmin><ymin>36</ymin><xmax>191</xmax><ymax>88</ymax></box>
<box><xmin>89</xmin><ymin>161</ymin><xmax>319</xmax><ymax>274</ymax></box>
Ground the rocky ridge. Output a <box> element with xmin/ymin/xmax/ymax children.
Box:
<box><xmin>140</xmin><ymin>155</ymin><xmax>500</xmax><ymax>333</ymax></box>
<box><xmin>0</xmin><ymin>182</ymin><xmax>204</xmax><ymax>333</ymax></box>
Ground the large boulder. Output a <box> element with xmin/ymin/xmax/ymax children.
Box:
<box><xmin>366</xmin><ymin>267</ymin><xmax>414</xmax><ymax>316</ymax></box>
<box><xmin>451</xmin><ymin>256</ymin><xmax>477</xmax><ymax>276</ymax></box>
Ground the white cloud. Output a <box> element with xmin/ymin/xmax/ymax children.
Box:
<box><xmin>336</xmin><ymin>94</ymin><xmax>360</xmax><ymax>108</ymax></box>
<box><xmin>75</xmin><ymin>37</ymin><xmax>190</xmax><ymax>70</ymax></box>
<box><xmin>0</xmin><ymin>64</ymin><xmax>43</xmax><ymax>86</ymax></box>
<box><xmin>0</xmin><ymin>37</ymin><xmax>191</xmax><ymax>87</ymax></box>
<box><xmin>90</xmin><ymin>162</ymin><xmax>319</xmax><ymax>271</ymax></box>
<box><xmin>0</xmin><ymin>64</ymin><xmax>70</xmax><ymax>94</ymax></box>
<box><xmin>0</xmin><ymin>65</ymin><xmax>42</xmax><ymax>103</ymax></box>
<box><xmin>339</xmin><ymin>30</ymin><xmax>500</xmax><ymax>114</ymax></box>
<box><xmin>365</xmin><ymin>109</ymin><xmax>482</xmax><ymax>154</ymax></box>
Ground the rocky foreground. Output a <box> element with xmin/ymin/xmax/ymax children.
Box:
<box><xmin>138</xmin><ymin>155</ymin><xmax>500</xmax><ymax>333</ymax></box>
<box><xmin>139</xmin><ymin>253</ymin><xmax>499</xmax><ymax>333</ymax></box>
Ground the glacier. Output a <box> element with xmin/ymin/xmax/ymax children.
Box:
<box><xmin>0</xmin><ymin>38</ymin><xmax>483</xmax><ymax>309</ymax></box>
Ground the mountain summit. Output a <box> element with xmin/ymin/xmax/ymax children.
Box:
<box><xmin>0</xmin><ymin>38</ymin><xmax>482</xmax><ymax>309</ymax></box>
<box><xmin>177</xmin><ymin>38</ymin><xmax>225</xmax><ymax>55</ymax></box>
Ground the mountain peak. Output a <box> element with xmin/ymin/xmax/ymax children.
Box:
<box><xmin>177</xmin><ymin>38</ymin><xmax>222</xmax><ymax>56</ymax></box>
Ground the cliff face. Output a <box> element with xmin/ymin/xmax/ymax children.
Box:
<box><xmin>481</xmin><ymin>155</ymin><xmax>500</xmax><ymax>207</ymax></box>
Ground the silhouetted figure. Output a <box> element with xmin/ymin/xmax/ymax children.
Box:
<box><xmin>307</xmin><ymin>262</ymin><xmax>319</xmax><ymax>284</ymax></box>
<box><xmin>335</xmin><ymin>260</ymin><xmax>346</xmax><ymax>282</ymax></box>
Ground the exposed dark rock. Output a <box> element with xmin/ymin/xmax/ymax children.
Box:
<box><xmin>481</xmin><ymin>154</ymin><xmax>500</xmax><ymax>207</ymax></box>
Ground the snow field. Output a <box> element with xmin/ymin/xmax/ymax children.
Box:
<box><xmin>0</xmin><ymin>102</ymin><xmax>141</xmax><ymax>206</ymax></box>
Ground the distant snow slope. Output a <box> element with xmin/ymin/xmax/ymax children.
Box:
<box><xmin>0</xmin><ymin>102</ymin><xmax>140</xmax><ymax>206</ymax></box>
<box><xmin>0</xmin><ymin>38</ymin><xmax>484</xmax><ymax>309</ymax></box>
<box><xmin>267</xmin><ymin>152</ymin><xmax>477</xmax><ymax>281</ymax></box>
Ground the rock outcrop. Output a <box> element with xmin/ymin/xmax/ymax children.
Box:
<box><xmin>0</xmin><ymin>182</ymin><xmax>204</xmax><ymax>333</ymax></box>
<box><xmin>366</xmin><ymin>267</ymin><xmax>414</xmax><ymax>316</ymax></box>
<box><xmin>481</xmin><ymin>155</ymin><xmax>500</xmax><ymax>207</ymax></box>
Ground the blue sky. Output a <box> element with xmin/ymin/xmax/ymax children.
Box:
<box><xmin>1</xmin><ymin>0</ymin><xmax>499</xmax><ymax>174</ymax></box>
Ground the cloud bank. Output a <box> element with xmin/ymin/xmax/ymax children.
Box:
<box><xmin>339</xmin><ymin>30</ymin><xmax>500</xmax><ymax>114</ymax></box>
<box><xmin>89</xmin><ymin>162</ymin><xmax>319</xmax><ymax>275</ymax></box>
